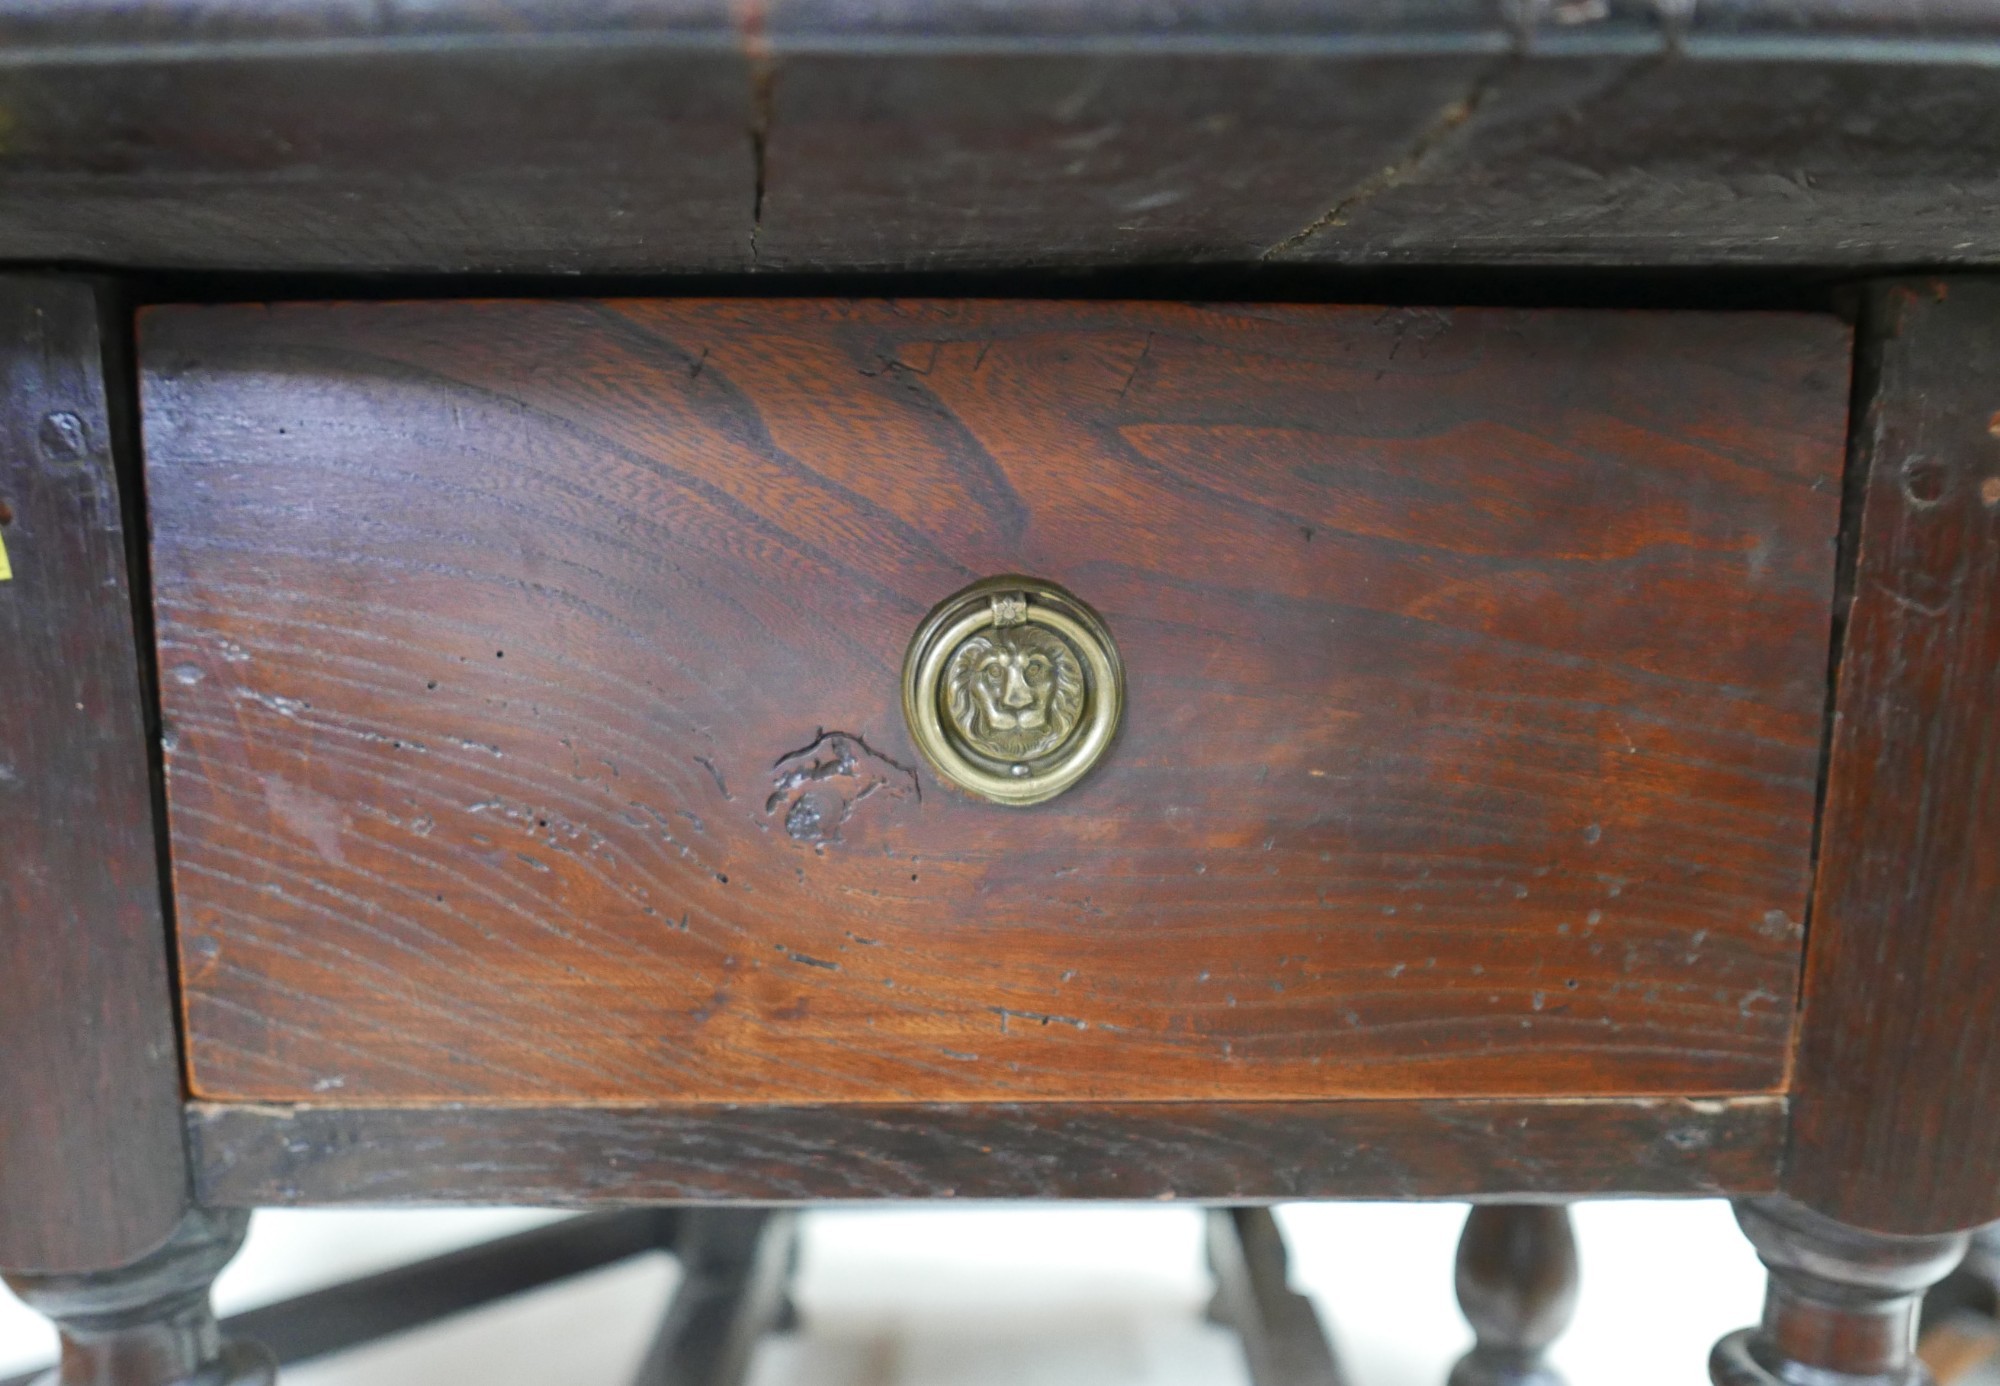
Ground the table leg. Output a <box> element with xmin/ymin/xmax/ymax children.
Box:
<box><xmin>1449</xmin><ymin>1204</ymin><xmax>1578</xmax><ymax>1386</ymax></box>
<box><xmin>3</xmin><ymin>1208</ymin><xmax>273</xmax><ymax>1386</ymax></box>
<box><xmin>1712</xmin><ymin>1198</ymin><xmax>1971</xmax><ymax>1386</ymax></box>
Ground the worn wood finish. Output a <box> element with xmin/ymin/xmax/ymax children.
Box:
<box><xmin>1785</xmin><ymin>280</ymin><xmax>2000</xmax><ymax>1237</ymax></box>
<box><xmin>6</xmin><ymin>4</ymin><xmax>2000</xmax><ymax>272</ymax></box>
<box><xmin>750</xmin><ymin>6</ymin><xmax>2000</xmax><ymax>275</ymax></box>
<box><xmin>227</xmin><ymin>1211</ymin><xmax>681</xmax><ymax>1373</ymax></box>
<box><xmin>143</xmin><ymin>299</ymin><xmax>1845</xmax><ymax>1104</ymax></box>
<box><xmin>750</xmin><ymin>48</ymin><xmax>1494</xmax><ymax>273</ymax></box>
<box><xmin>0</xmin><ymin>279</ymin><xmax>191</xmax><ymax>1275</ymax></box>
<box><xmin>1264</xmin><ymin>54</ymin><xmax>2000</xmax><ymax>273</ymax></box>
<box><xmin>2</xmin><ymin>1208</ymin><xmax>273</xmax><ymax>1386</ymax></box>
<box><xmin>186</xmin><ymin>1097</ymin><xmax>1786</xmax><ymax>1206</ymax></box>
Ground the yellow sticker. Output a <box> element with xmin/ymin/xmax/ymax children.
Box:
<box><xmin>0</xmin><ymin>529</ymin><xmax>11</xmax><ymax>582</ymax></box>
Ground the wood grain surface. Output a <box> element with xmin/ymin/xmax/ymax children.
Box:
<box><xmin>9</xmin><ymin>4</ymin><xmax>2000</xmax><ymax>274</ymax></box>
<box><xmin>1785</xmin><ymin>280</ymin><xmax>2000</xmax><ymax>1236</ymax></box>
<box><xmin>187</xmin><ymin>1097</ymin><xmax>1787</xmax><ymax>1206</ymax></box>
<box><xmin>0</xmin><ymin>279</ymin><xmax>190</xmax><ymax>1274</ymax></box>
<box><xmin>141</xmin><ymin>299</ymin><xmax>1849</xmax><ymax>1104</ymax></box>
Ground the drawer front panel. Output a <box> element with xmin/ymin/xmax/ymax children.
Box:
<box><xmin>143</xmin><ymin>300</ymin><xmax>1847</xmax><ymax>1103</ymax></box>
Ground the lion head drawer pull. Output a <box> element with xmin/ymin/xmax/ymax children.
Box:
<box><xmin>901</xmin><ymin>576</ymin><xmax>1124</xmax><ymax>806</ymax></box>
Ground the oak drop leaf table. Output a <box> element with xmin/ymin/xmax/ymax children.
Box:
<box><xmin>3</xmin><ymin>5</ymin><xmax>2000</xmax><ymax>1384</ymax></box>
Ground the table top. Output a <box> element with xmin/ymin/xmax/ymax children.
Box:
<box><xmin>4</xmin><ymin>1</ymin><xmax>2000</xmax><ymax>276</ymax></box>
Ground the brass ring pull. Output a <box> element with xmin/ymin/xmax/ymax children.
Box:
<box><xmin>901</xmin><ymin>576</ymin><xmax>1123</xmax><ymax>806</ymax></box>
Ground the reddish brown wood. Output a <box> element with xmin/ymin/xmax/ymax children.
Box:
<box><xmin>186</xmin><ymin>1097</ymin><xmax>1787</xmax><ymax>1206</ymax></box>
<box><xmin>141</xmin><ymin>299</ymin><xmax>1848</xmax><ymax>1104</ymax></box>
<box><xmin>0</xmin><ymin>278</ymin><xmax>191</xmax><ymax>1275</ymax></box>
<box><xmin>1785</xmin><ymin>279</ymin><xmax>2000</xmax><ymax>1236</ymax></box>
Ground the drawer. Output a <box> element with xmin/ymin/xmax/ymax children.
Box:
<box><xmin>142</xmin><ymin>299</ymin><xmax>1848</xmax><ymax>1104</ymax></box>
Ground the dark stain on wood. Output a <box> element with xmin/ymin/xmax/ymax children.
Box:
<box><xmin>141</xmin><ymin>298</ymin><xmax>1848</xmax><ymax>1104</ymax></box>
<box><xmin>187</xmin><ymin>1096</ymin><xmax>1787</xmax><ymax>1206</ymax></box>
<box><xmin>4</xmin><ymin>5</ymin><xmax>2000</xmax><ymax>274</ymax></box>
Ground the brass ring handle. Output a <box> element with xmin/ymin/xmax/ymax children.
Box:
<box><xmin>900</xmin><ymin>576</ymin><xmax>1123</xmax><ymax>806</ymax></box>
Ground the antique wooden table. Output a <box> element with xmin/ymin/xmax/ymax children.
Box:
<box><xmin>3</xmin><ymin>4</ymin><xmax>2000</xmax><ymax>1385</ymax></box>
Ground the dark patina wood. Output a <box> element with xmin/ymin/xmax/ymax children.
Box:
<box><xmin>186</xmin><ymin>1097</ymin><xmax>1785</xmax><ymax>1206</ymax></box>
<box><xmin>142</xmin><ymin>298</ymin><xmax>1845</xmax><ymax>1105</ymax></box>
<box><xmin>1785</xmin><ymin>280</ymin><xmax>2000</xmax><ymax>1237</ymax></box>
<box><xmin>1711</xmin><ymin>1199</ymin><xmax>1970</xmax><ymax>1386</ymax></box>
<box><xmin>2</xmin><ymin>1208</ymin><xmax>274</xmax><ymax>1386</ymax></box>
<box><xmin>0</xmin><ymin>279</ymin><xmax>191</xmax><ymax>1276</ymax></box>
<box><xmin>1450</xmin><ymin>1205</ymin><xmax>1578</xmax><ymax>1386</ymax></box>
<box><xmin>2</xmin><ymin>4</ymin><xmax>2000</xmax><ymax>273</ymax></box>
<box><xmin>756</xmin><ymin>8</ymin><xmax>2000</xmax><ymax>276</ymax></box>
<box><xmin>0</xmin><ymin>1210</ymin><xmax>810</xmax><ymax>1386</ymax></box>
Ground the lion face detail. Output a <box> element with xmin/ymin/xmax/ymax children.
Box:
<box><xmin>943</xmin><ymin>625</ymin><xmax>1086</xmax><ymax>762</ymax></box>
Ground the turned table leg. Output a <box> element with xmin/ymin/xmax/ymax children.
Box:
<box><xmin>3</xmin><ymin>1208</ymin><xmax>274</xmax><ymax>1386</ymax></box>
<box><xmin>1449</xmin><ymin>1204</ymin><xmax>1578</xmax><ymax>1386</ymax></box>
<box><xmin>1712</xmin><ymin>1198</ymin><xmax>1972</xmax><ymax>1386</ymax></box>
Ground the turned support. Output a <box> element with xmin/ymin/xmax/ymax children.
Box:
<box><xmin>1713</xmin><ymin>1198</ymin><xmax>1971</xmax><ymax>1386</ymax></box>
<box><xmin>3</xmin><ymin>1208</ymin><xmax>274</xmax><ymax>1386</ymax></box>
<box><xmin>1449</xmin><ymin>1204</ymin><xmax>1579</xmax><ymax>1386</ymax></box>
